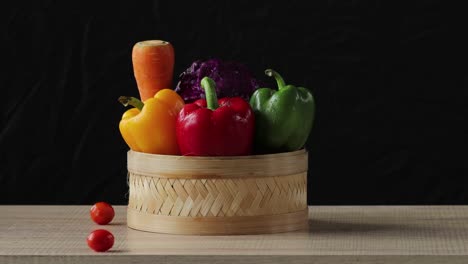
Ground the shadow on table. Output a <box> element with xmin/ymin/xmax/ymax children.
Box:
<box><xmin>107</xmin><ymin>221</ymin><xmax>126</xmax><ymax>226</ymax></box>
<box><xmin>306</xmin><ymin>219</ymin><xmax>463</xmax><ymax>239</ymax></box>
<box><xmin>308</xmin><ymin>219</ymin><xmax>398</xmax><ymax>233</ymax></box>
<box><xmin>108</xmin><ymin>249</ymin><xmax>131</xmax><ymax>253</ymax></box>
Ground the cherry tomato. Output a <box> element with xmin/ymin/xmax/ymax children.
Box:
<box><xmin>90</xmin><ymin>202</ymin><xmax>115</xmax><ymax>225</ymax></box>
<box><xmin>87</xmin><ymin>229</ymin><xmax>114</xmax><ymax>252</ymax></box>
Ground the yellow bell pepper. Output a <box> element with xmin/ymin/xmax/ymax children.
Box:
<box><xmin>118</xmin><ymin>89</ymin><xmax>184</xmax><ymax>155</ymax></box>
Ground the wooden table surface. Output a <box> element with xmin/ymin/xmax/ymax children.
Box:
<box><xmin>1</xmin><ymin>206</ymin><xmax>468</xmax><ymax>263</ymax></box>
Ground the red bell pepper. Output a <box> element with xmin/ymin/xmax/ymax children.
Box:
<box><xmin>176</xmin><ymin>77</ymin><xmax>255</xmax><ymax>156</ymax></box>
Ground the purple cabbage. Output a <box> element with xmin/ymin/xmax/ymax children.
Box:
<box><xmin>175</xmin><ymin>59</ymin><xmax>263</xmax><ymax>102</ymax></box>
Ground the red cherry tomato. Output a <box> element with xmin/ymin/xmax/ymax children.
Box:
<box><xmin>90</xmin><ymin>202</ymin><xmax>115</xmax><ymax>225</ymax></box>
<box><xmin>87</xmin><ymin>229</ymin><xmax>114</xmax><ymax>252</ymax></box>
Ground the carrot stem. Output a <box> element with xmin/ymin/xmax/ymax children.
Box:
<box><xmin>132</xmin><ymin>40</ymin><xmax>175</xmax><ymax>101</ymax></box>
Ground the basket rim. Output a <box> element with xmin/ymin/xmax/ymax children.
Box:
<box><xmin>127</xmin><ymin>148</ymin><xmax>308</xmax><ymax>179</ymax></box>
<box><xmin>128</xmin><ymin>148</ymin><xmax>307</xmax><ymax>161</ymax></box>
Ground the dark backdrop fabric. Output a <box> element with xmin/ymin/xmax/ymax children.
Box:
<box><xmin>1</xmin><ymin>1</ymin><xmax>467</xmax><ymax>205</ymax></box>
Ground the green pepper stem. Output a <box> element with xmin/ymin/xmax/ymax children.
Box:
<box><xmin>265</xmin><ymin>69</ymin><xmax>286</xmax><ymax>90</ymax></box>
<box><xmin>201</xmin><ymin>77</ymin><xmax>219</xmax><ymax>110</ymax></box>
<box><xmin>118</xmin><ymin>96</ymin><xmax>144</xmax><ymax>111</ymax></box>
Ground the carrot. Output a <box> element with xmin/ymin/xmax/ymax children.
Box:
<box><xmin>132</xmin><ymin>40</ymin><xmax>175</xmax><ymax>101</ymax></box>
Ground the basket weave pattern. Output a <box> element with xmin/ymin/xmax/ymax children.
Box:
<box><xmin>128</xmin><ymin>172</ymin><xmax>307</xmax><ymax>217</ymax></box>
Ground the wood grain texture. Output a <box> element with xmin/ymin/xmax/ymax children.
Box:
<box><xmin>1</xmin><ymin>206</ymin><xmax>468</xmax><ymax>264</ymax></box>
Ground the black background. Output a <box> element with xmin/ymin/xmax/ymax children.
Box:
<box><xmin>2</xmin><ymin>1</ymin><xmax>467</xmax><ymax>205</ymax></box>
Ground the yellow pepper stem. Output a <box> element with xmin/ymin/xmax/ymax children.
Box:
<box><xmin>118</xmin><ymin>96</ymin><xmax>144</xmax><ymax>111</ymax></box>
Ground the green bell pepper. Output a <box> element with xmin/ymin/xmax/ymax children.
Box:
<box><xmin>249</xmin><ymin>69</ymin><xmax>315</xmax><ymax>153</ymax></box>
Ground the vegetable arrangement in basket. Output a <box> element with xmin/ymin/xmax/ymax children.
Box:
<box><xmin>118</xmin><ymin>40</ymin><xmax>315</xmax><ymax>156</ymax></box>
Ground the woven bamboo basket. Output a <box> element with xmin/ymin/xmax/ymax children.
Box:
<box><xmin>126</xmin><ymin>149</ymin><xmax>308</xmax><ymax>235</ymax></box>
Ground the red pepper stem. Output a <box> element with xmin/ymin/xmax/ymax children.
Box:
<box><xmin>118</xmin><ymin>96</ymin><xmax>144</xmax><ymax>111</ymax></box>
<box><xmin>201</xmin><ymin>77</ymin><xmax>219</xmax><ymax>110</ymax></box>
<box><xmin>265</xmin><ymin>69</ymin><xmax>286</xmax><ymax>90</ymax></box>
